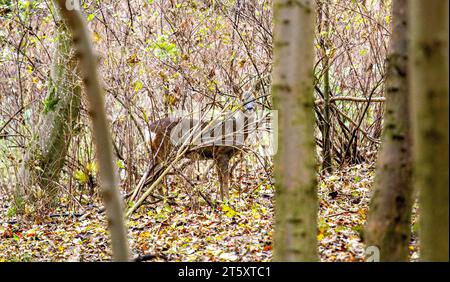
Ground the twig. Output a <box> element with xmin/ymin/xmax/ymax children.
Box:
<box><xmin>315</xmin><ymin>96</ymin><xmax>385</xmax><ymax>105</ymax></box>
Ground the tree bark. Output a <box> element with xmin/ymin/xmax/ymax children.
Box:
<box><xmin>318</xmin><ymin>1</ymin><xmax>333</xmax><ymax>174</ymax></box>
<box><xmin>365</xmin><ymin>0</ymin><xmax>413</xmax><ymax>261</ymax></box>
<box><xmin>410</xmin><ymin>0</ymin><xmax>449</xmax><ymax>262</ymax></box>
<box><xmin>273</xmin><ymin>0</ymin><xmax>318</xmax><ymax>261</ymax></box>
<box><xmin>53</xmin><ymin>0</ymin><xmax>130</xmax><ymax>262</ymax></box>
<box><xmin>21</xmin><ymin>16</ymin><xmax>81</xmax><ymax>205</ymax></box>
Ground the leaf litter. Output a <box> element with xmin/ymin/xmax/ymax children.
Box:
<box><xmin>0</xmin><ymin>163</ymin><xmax>418</xmax><ymax>261</ymax></box>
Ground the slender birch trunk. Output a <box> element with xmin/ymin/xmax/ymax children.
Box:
<box><xmin>410</xmin><ymin>0</ymin><xmax>449</xmax><ymax>262</ymax></box>
<box><xmin>273</xmin><ymin>0</ymin><xmax>318</xmax><ymax>261</ymax></box>
<box><xmin>53</xmin><ymin>0</ymin><xmax>130</xmax><ymax>261</ymax></box>
<box><xmin>365</xmin><ymin>0</ymin><xmax>413</xmax><ymax>261</ymax></box>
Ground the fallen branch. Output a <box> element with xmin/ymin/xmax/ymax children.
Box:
<box><xmin>315</xmin><ymin>96</ymin><xmax>385</xmax><ymax>105</ymax></box>
<box><xmin>129</xmin><ymin>161</ymin><xmax>154</xmax><ymax>203</ymax></box>
<box><xmin>134</xmin><ymin>253</ymin><xmax>168</xmax><ymax>262</ymax></box>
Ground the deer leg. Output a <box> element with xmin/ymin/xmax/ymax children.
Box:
<box><xmin>216</xmin><ymin>156</ymin><xmax>230</xmax><ymax>200</ymax></box>
<box><xmin>158</xmin><ymin>179</ymin><xmax>170</xmax><ymax>196</ymax></box>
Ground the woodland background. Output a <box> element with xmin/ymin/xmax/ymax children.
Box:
<box><xmin>0</xmin><ymin>0</ymin><xmax>448</xmax><ymax>262</ymax></box>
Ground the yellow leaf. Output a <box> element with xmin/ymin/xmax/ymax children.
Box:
<box><xmin>127</xmin><ymin>53</ymin><xmax>140</xmax><ymax>64</ymax></box>
<box><xmin>317</xmin><ymin>233</ymin><xmax>324</xmax><ymax>241</ymax></box>
<box><xmin>92</xmin><ymin>31</ymin><xmax>102</xmax><ymax>43</ymax></box>
<box><xmin>140</xmin><ymin>231</ymin><xmax>151</xmax><ymax>238</ymax></box>
<box><xmin>74</xmin><ymin>170</ymin><xmax>89</xmax><ymax>184</ymax></box>
<box><xmin>86</xmin><ymin>162</ymin><xmax>98</xmax><ymax>174</ymax></box>
<box><xmin>221</xmin><ymin>204</ymin><xmax>240</xmax><ymax>218</ymax></box>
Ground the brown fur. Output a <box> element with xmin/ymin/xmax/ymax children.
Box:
<box><xmin>148</xmin><ymin>116</ymin><xmax>252</xmax><ymax>200</ymax></box>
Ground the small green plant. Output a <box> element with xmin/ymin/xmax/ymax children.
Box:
<box><xmin>43</xmin><ymin>96</ymin><xmax>60</xmax><ymax>114</ymax></box>
<box><xmin>12</xmin><ymin>191</ymin><xmax>25</xmax><ymax>215</ymax></box>
<box><xmin>7</xmin><ymin>205</ymin><xmax>17</xmax><ymax>217</ymax></box>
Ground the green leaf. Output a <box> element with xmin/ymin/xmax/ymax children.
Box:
<box><xmin>43</xmin><ymin>96</ymin><xmax>60</xmax><ymax>114</ymax></box>
<box><xmin>142</xmin><ymin>110</ymin><xmax>149</xmax><ymax>123</ymax></box>
<box><xmin>134</xmin><ymin>80</ymin><xmax>143</xmax><ymax>92</ymax></box>
<box><xmin>74</xmin><ymin>170</ymin><xmax>89</xmax><ymax>184</ymax></box>
<box><xmin>116</xmin><ymin>160</ymin><xmax>125</xmax><ymax>169</ymax></box>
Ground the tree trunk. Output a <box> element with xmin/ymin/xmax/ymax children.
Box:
<box><xmin>273</xmin><ymin>0</ymin><xmax>318</xmax><ymax>261</ymax></box>
<box><xmin>365</xmin><ymin>0</ymin><xmax>413</xmax><ymax>261</ymax></box>
<box><xmin>319</xmin><ymin>1</ymin><xmax>333</xmax><ymax>174</ymax></box>
<box><xmin>410</xmin><ymin>0</ymin><xmax>449</xmax><ymax>262</ymax></box>
<box><xmin>21</xmin><ymin>17</ymin><xmax>81</xmax><ymax>204</ymax></box>
<box><xmin>53</xmin><ymin>0</ymin><xmax>130</xmax><ymax>261</ymax></box>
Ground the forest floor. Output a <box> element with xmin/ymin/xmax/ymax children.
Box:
<box><xmin>0</xmin><ymin>162</ymin><xmax>419</xmax><ymax>262</ymax></box>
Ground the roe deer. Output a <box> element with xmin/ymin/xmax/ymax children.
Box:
<box><xmin>147</xmin><ymin>98</ymin><xmax>255</xmax><ymax>200</ymax></box>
